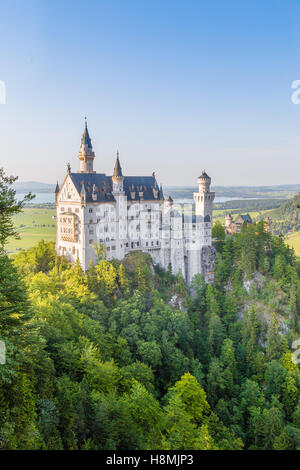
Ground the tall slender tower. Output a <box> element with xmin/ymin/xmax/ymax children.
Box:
<box><xmin>78</xmin><ymin>119</ymin><xmax>96</xmax><ymax>173</ymax></box>
<box><xmin>194</xmin><ymin>170</ymin><xmax>215</xmax><ymax>221</ymax></box>
<box><xmin>112</xmin><ymin>151</ymin><xmax>124</xmax><ymax>193</ymax></box>
<box><xmin>112</xmin><ymin>152</ymin><xmax>126</xmax><ymax>260</ymax></box>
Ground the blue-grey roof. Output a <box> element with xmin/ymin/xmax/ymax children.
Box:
<box><xmin>198</xmin><ymin>170</ymin><xmax>210</xmax><ymax>179</ymax></box>
<box><xmin>113</xmin><ymin>154</ymin><xmax>123</xmax><ymax>178</ymax></box>
<box><xmin>69</xmin><ymin>173</ymin><xmax>162</xmax><ymax>203</ymax></box>
<box><xmin>235</xmin><ymin>214</ymin><xmax>252</xmax><ymax>224</ymax></box>
<box><xmin>124</xmin><ymin>176</ymin><xmax>161</xmax><ymax>201</ymax></box>
<box><xmin>240</xmin><ymin>214</ymin><xmax>252</xmax><ymax>223</ymax></box>
<box><xmin>81</xmin><ymin>123</ymin><xmax>92</xmax><ymax>148</ymax></box>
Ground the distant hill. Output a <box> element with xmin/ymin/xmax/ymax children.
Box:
<box><xmin>165</xmin><ymin>184</ymin><xmax>300</xmax><ymax>200</ymax></box>
<box><xmin>13</xmin><ymin>181</ymin><xmax>300</xmax><ymax>200</ymax></box>
<box><xmin>13</xmin><ymin>181</ymin><xmax>56</xmax><ymax>193</ymax></box>
<box><xmin>258</xmin><ymin>192</ymin><xmax>300</xmax><ymax>235</ymax></box>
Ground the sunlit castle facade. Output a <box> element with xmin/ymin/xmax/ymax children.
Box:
<box><xmin>55</xmin><ymin>122</ymin><xmax>216</xmax><ymax>285</ymax></box>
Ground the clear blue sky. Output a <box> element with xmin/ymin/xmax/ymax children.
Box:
<box><xmin>1</xmin><ymin>0</ymin><xmax>300</xmax><ymax>186</ymax></box>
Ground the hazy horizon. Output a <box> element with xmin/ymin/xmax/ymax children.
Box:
<box><xmin>1</xmin><ymin>1</ymin><xmax>300</xmax><ymax>186</ymax></box>
<box><xmin>13</xmin><ymin>180</ymin><xmax>300</xmax><ymax>190</ymax></box>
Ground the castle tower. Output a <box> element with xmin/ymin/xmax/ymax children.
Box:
<box><xmin>112</xmin><ymin>152</ymin><xmax>126</xmax><ymax>260</ymax></box>
<box><xmin>194</xmin><ymin>170</ymin><xmax>215</xmax><ymax>221</ymax></box>
<box><xmin>225</xmin><ymin>213</ymin><xmax>233</xmax><ymax>230</ymax></box>
<box><xmin>78</xmin><ymin>119</ymin><xmax>96</xmax><ymax>173</ymax></box>
<box><xmin>264</xmin><ymin>216</ymin><xmax>272</xmax><ymax>233</ymax></box>
<box><xmin>112</xmin><ymin>151</ymin><xmax>124</xmax><ymax>193</ymax></box>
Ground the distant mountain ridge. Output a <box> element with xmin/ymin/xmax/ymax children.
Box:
<box><xmin>13</xmin><ymin>181</ymin><xmax>56</xmax><ymax>193</ymax></box>
<box><xmin>13</xmin><ymin>181</ymin><xmax>300</xmax><ymax>199</ymax></box>
<box><xmin>165</xmin><ymin>184</ymin><xmax>300</xmax><ymax>200</ymax></box>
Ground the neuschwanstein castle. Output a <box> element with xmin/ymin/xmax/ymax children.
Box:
<box><xmin>55</xmin><ymin>121</ymin><xmax>216</xmax><ymax>285</ymax></box>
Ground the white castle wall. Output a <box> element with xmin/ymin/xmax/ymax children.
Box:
<box><xmin>56</xmin><ymin>173</ymin><xmax>215</xmax><ymax>285</ymax></box>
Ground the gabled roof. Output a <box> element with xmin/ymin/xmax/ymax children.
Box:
<box><xmin>70</xmin><ymin>173</ymin><xmax>115</xmax><ymax>202</ymax></box>
<box><xmin>68</xmin><ymin>173</ymin><xmax>163</xmax><ymax>203</ymax></box>
<box><xmin>124</xmin><ymin>176</ymin><xmax>162</xmax><ymax>201</ymax></box>
<box><xmin>241</xmin><ymin>214</ymin><xmax>252</xmax><ymax>223</ymax></box>
<box><xmin>235</xmin><ymin>214</ymin><xmax>252</xmax><ymax>224</ymax></box>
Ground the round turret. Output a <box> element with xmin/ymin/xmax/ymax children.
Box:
<box><xmin>225</xmin><ymin>213</ymin><xmax>233</xmax><ymax>229</ymax></box>
<box><xmin>166</xmin><ymin>195</ymin><xmax>173</xmax><ymax>208</ymax></box>
<box><xmin>197</xmin><ymin>170</ymin><xmax>211</xmax><ymax>192</ymax></box>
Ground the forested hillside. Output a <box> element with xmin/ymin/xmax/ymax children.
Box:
<box><xmin>261</xmin><ymin>193</ymin><xmax>300</xmax><ymax>235</ymax></box>
<box><xmin>1</xmin><ymin>170</ymin><xmax>300</xmax><ymax>450</ymax></box>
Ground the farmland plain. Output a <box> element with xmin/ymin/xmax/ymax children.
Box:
<box><xmin>5</xmin><ymin>207</ymin><xmax>56</xmax><ymax>254</ymax></box>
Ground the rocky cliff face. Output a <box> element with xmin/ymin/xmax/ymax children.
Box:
<box><xmin>201</xmin><ymin>245</ymin><xmax>216</xmax><ymax>283</ymax></box>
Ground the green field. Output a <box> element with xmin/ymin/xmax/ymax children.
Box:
<box><xmin>5</xmin><ymin>207</ymin><xmax>56</xmax><ymax>254</ymax></box>
<box><xmin>4</xmin><ymin>204</ymin><xmax>292</xmax><ymax>256</ymax></box>
<box><xmin>285</xmin><ymin>231</ymin><xmax>300</xmax><ymax>256</ymax></box>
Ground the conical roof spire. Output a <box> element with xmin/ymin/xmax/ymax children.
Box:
<box><xmin>113</xmin><ymin>151</ymin><xmax>123</xmax><ymax>178</ymax></box>
<box><xmin>160</xmin><ymin>184</ymin><xmax>164</xmax><ymax>199</ymax></box>
<box><xmin>199</xmin><ymin>169</ymin><xmax>210</xmax><ymax>180</ymax></box>
<box><xmin>78</xmin><ymin>118</ymin><xmax>95</xmax><ymax>173</ymax></box>
<box><xmin>81</xmin><ymin>117</ymin><xmax>92</xmax><ymax>148</ymax></box>
<box><xmin>55</xmin><ymin>181</ymin><xmax>60</xmax><ymax>202</ymax></box>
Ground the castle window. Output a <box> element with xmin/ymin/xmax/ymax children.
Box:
<box><xmin>72</xmin><ymin>247</ymin><xmax>75</xmax><ymax>254</ymax></box>
<box><xmin>89</xmin><ymin>208</ymin><xmax>93</xmax><ymax>213</ymax></box>
<box><xmin>75</xmin><ymin>208</ymin><xmax>79</xmax><ymax>213</ymax></box>
<box><xmin>61</xmin><ymin>207</ymin><xmax>65</xmax><ymax>212</ymax></box>
<box><xmin>89</xmin><ymin>219</ymin><xmax>93</xmax><ymax>224</ymax></box>
<box><xmin>68</xmin><ymin>208</ymin><xmax>72</xmax><ymax>213</ymax></box>
<box><xmin>112</xmin><ymin>246</ymin><xmax>116</xmax><ymax>251</ymax></box>
<box><xmin>137</xmin><ymin>242</ymin><xmax>139</xmax><ymax>247</ymax></box>
<box><xmin>89</xmin><ymin>230</ymin><xmax>93</xmax><ymax>235</ymax></box>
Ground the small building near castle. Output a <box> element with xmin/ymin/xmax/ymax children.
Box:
<box><xmin>225</xmin><ymin>213</ymin><xmax>253</xmax><ymax>235</ymax></box>
<box><xmin>55</xmin><ymin>121</ymin><xmax>216</xmax><ymax>285</ymax></box>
